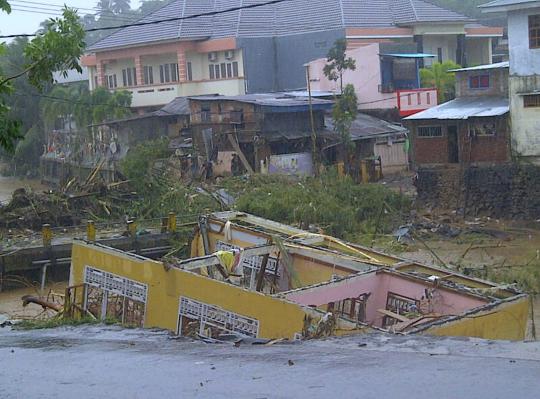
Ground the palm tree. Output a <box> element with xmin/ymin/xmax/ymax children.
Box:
<box><xmin>420</xmin><ymin>61</ymin><xmax>461</xmax><ymax>103</ymax></box>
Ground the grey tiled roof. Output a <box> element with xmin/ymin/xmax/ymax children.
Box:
<box><xmin>88</xmin><ymin>0</ymin><xmax>472</xmax><ymax>52</ymax></box>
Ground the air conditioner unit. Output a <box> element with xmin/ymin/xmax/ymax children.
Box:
<box><xmin>224</xmin><ymin>50</ymin><xmax>235</xmax><ymax>60</ymax></box>
<box><xmin>208</xmin><ymin>52</ymin><xmax>218</xmax><ymax>62</ymax></box>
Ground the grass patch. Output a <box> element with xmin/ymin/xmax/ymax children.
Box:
<box><xmin>15</xmin><ymin>316</ymin><xmax>99</xmax><ymax>330</ymax></box>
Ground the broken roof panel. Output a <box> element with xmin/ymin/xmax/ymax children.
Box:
<box><xmin>189</xmin><ymin>94</ymin><xmax>334</xmax><ymax>112</ymax></box>
<box><xmin>405</xmin><ymin>97</ymin><xmax>509</xmax><ymax>121</ymax></box>
<box><xmin>325</xmin><ymin>113</ymin><xmax>408</xmax><ymax>141</ymax></box>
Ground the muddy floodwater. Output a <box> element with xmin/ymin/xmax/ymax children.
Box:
<box><xmin>0</xmin><ymin>175</ymin><xmax>47</xmax><ymax>204</ymax></box>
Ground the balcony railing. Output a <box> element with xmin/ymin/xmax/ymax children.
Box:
<box><xmin>396</xmin><ymin>88</ymin><xmax>438</xmax><ymax>117</ymax></box>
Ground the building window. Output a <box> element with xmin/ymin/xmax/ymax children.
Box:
<box><xmin>220</xmin><ymin>63</ymin><xmax>227</xmax><ymax>79</ymax></box>
<box><xmin>143</xmin><ymin>66</ymin><xmax>153</xmax><ymax>85</ymax></box>
<box><xmin>106</xmin><ymin>74</ymin><xmax>117</xmax><ymax>89</ymax></box>
<box><xmin>469</xmin><ymin>122</ymin><xmax>496</xmax><ymax>137</ymax></box>
<box><xmin>187</xmin><ymin>62</ymin><xmax>193</xmax><ymax>81</ymax></box>
<box><xmin>418</xmin><ymin>126</ymin><xmax>443</xmax><ymax>138</ymax></box>
<box><xmin>201</xmin><ymin>106</ymin><xmax>211</xmax><ymax>122</ymax></box>
<box><xmin>427</xmin><ymin>92</ymin><xmax>431</xmax><ymax>105</ymax></box>
<box><xmin>469</xmin><ymin>75</ymin><xmax>490</xmax><ymax>89</ymax></box>
<box><xmin>159</xmin><ymin>63</ymin><xmax>178</xmax><ymax>83</ymax></box>
<box><xmin>122</xmin><ymin>67</ymin><xmax>137</xmax><ymax>87</ymax></box>
<box><xmin>437</xmin><ymin>47</ymin><xmax>443</xmax><ymax>63</ymax></box>
<box><xmin>524</xmin><ymin>94</ymin><xmax>540</xmax><ymax>108</ymax></box>
<box><xmin>529</xmin><ymin>15</ymin><xmax>540</xmax><ymax>49</ymax></box>
<box><xmin>208</xmin><ymin>61</ymin><xmax>240</xmax><ymax>80</ymax></box>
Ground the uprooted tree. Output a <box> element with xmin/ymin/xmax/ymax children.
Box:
<box><xmin>0</xmin><ymin>1</ymin><xmax>85</xmax><ymax>152</ymax></box>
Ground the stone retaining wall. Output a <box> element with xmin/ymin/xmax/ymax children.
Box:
<box><xmin>416</xmin><ymin>164</ymin><xmax>540</xmax><ymax>219</ymax></box>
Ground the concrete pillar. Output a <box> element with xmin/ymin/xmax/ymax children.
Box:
<box><xmin>134</xmin><ymin>55</ymin><xmax>144</xmax><ymax>86</ymax></box>
<box><xmin>456</xmin><ymin>34</ymin><xmax>467</xmax><ymax>67</ymax></box>
<box><xmin>87</xmin><ymin>221</ymin><xmax>96</xmax><ymax>242</ymax></box>
<box><xmin>177</xmin><ymin>48</ymin><xmax>187</xmax><ymax>82</ymax></box>
<box><xmin>414</xmin><ymin>35</ymin><xmax>424</xmax><ymax>69</ymax></box>
<box><xmin>97</xmin><ymin>61</ymin><xmax>106</xmax><ymax>87</ymax></box>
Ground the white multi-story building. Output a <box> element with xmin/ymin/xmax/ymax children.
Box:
<box><xmin>482</xmin><ymin>0</ymin><xmax>540</xmax><ymax>161</ymax></box>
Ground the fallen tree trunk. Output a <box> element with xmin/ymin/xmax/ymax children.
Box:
<box><xmin>21</xmin><ymin>295</ymin><xmax>63</xmax><ymax>312</ymax></box>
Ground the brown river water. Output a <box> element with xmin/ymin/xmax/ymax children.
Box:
<box><xmin>0</xmin><ymin>175</ymin><xmax>48</xmax><ymax>204</ymax></box>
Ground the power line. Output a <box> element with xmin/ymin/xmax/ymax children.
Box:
<box><xmin>0</xmin><ymin>0</ymin><xmax>293</xmax><ymax>39</ymax></box>
<box><xmin>11</xmin><ymin>0</ymin><xmax>99</xmax><ymax>12</ymax></box>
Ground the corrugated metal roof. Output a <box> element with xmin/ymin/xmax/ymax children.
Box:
<box><xmin>405</xmin><ymin>97</ymin><xmax>509</xmax><ymax>120</ymax></box>
<box><xmin>154</xmin><ymin>96</ymin><xmax>191</xmax><ymax>116</ymax></box>
<box><xmin>381</xmin><ymin>53</ymin><xmax>436</xmax><ymax>58</ymax></box>
<box><xmin>189</xmin><ymin>93</ymin><xmax>334</xmax><ymax>109</ymax></box>
<box><xmin>325</xmin><ymin>113</ymin><xmax>408</xmax><ymax>141</ymax></box>
<box><xmin>480</xmin><ymin>0</ymin><xmax>540</xmax><ymax>10</ymax></box>
<box><xmin>450</xmin><ymin>61</ymin><xmax>509</xmax><ymax>72</ymax></box>
<box><xmin>88</xmin><ymin>0</ymin><xmax>473</xmax><ymax>52</ymax></box>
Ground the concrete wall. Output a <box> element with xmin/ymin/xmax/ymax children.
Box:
<box><xmin>237</xmin><ymin>37</ymin><xmax>279</xmax><ymax>93</ymax></box>
<box><xmin>466</xmin><ymin>37</ymin><xmax>493</xmax><ymax>66</ymax></box>
<box><xmin>285</xmin><ymin>271</ymin><xmax>488</xmax><ymax>328</ymax></box>
<box><xmin>410</xmin><ymin>117</ymin><xmax>510</xmax><ymax>166</ymax></box>
<box><xmin>416</xmin><ymin>164</ymin><xmax>540</xmax><ymax>218</ymax></box>
<box><xmin>456</xmin><ymin>68</ymin><xmax>509</xmax><ymax>98</ymax></box>
<box><xmin>509</xmin><ymin>75</ymin><xmax>540</xmax><ymax>158</ymax></box>
<box><xmin>71</xmin><ymin>242</ymin><xmax>314</xmax><ymax>339</ymax></box>
<box><xmin>275</xmin><ymin>29</ymin><xmax>345</xmax><ymax>92</ymax></box>
<box><xmin>508</xmin><ymin>7</ymin><xmax>540</xmax><ymax>75</ymax></box>
<box><xmin>308</xmin><ymin>44</ymin><xmax>397</xmax><ymax>110</ymax></box>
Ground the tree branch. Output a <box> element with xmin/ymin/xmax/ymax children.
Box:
<box><xmin>0</xmin><ymin>59</ymin><xmax>43</xmax><ymax>87</ymax></box>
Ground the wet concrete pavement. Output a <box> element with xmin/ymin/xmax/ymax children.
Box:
<box><xmin>0</xmin><ymin>326</ymin><xmax>539</xmax><ymax>399</ymax></box>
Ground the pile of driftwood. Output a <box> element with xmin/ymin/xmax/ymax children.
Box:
<box><xmin>0</xmin><ymin>179</ymin><xmax>136</xmax><ymax>231</ymax></box>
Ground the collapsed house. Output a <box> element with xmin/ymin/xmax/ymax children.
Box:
<box><xmin>68</xmin><ymin>212</ymin><xmax>529</xmax><ymax>341</ymax></box>
<box><xmin>188</xmin><ymin>93</ymin><xmax>335</xmax><ymax>177</ymax></box>
<box><xmin>41</xmin><ymin>98</ymin><xmax>190</xmax><ymax>186</ymax></box>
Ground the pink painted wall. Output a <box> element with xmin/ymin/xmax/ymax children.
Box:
<box><xmin>285</xmin><ymin>272</ymin><xmax>488</xmax><ymax>327</ymax></box>
<box><xmin>308</xmin><ymin>44</ymin><xmax>397</xmax><ymax>110</ymax></box>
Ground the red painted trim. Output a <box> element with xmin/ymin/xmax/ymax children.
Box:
<box><xmin>399</xmin><ymin>109</ymin><xmax>426</xmax><ymax>117</ymax></box>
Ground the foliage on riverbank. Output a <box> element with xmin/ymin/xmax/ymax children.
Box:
<box><xmin>119</xmin><ymin>142</ymin><xmax>411</xmax><ymax>243</ymax></box>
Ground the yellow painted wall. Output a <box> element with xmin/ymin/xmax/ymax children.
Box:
<box><xmin>71</xmin><ymin>242</ymin><xmax>312</xmax><ymax>339</ymax></box>
<box><xmin>191</xmin><ymin>228</ymin><xmax>356</xmax><ymax>289</ymax></box>
<box><xmin>421</xmin><ymin>297</ymin><xmax>530</xmax><ymax>341</ymax></box>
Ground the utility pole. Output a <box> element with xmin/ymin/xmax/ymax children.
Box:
<box><xmin>305</xmin><ymin>63</ymin><xmax>319</xmax><ymax>176</ymax></box>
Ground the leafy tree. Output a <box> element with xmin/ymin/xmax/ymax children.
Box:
<box><xmin>139</xmin><ymin>0</ymin><xmax>170</xmax><ymax>15</ymax></box>
<box><xmin>323</xmin><ymin>38</ymin><xmax>356</xmax><ymax>93</ymax></box>
<box><xmin>420</xmin><ymin>61</ymin><xmax>460</xmax><ymax>103</ymax></box>
<box><xmin>0</xmin><ymin>4</ymin><xmax>85</xmax><ymax>152</ymax></box>
<box><xmin>332</xmin><ymin>84</ymin><xmax>358</xmax><ymax>174</ymax></box>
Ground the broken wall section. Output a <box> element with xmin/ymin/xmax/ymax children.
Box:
<box><xmin>416</xmin><ymin>164</ymin><xmax>540</xmax><ymax>219</ymax></box>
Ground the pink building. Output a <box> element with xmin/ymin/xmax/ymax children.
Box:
<box><xmin>307</xmin><ymin>43</ymin><xmax>438</xmax><ymax>118</ymax></box>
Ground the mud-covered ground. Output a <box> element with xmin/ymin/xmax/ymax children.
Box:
<box><xmin>0</xmin><ymin>325</ymin><xmax>539</xmax><ymax>399</ymax></box>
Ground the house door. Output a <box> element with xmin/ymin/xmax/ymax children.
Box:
<box><xmin>447</xmin><ymin>126</ymin><xmax>459</xmax><ymax>163</ymax></box>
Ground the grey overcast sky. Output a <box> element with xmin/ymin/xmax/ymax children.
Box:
<box><xmin>0</xmin><ymin>0</ymin><xmax>142</xmax><ymax>37</ymax></box>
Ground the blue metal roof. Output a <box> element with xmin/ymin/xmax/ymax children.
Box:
<box><xmin>380</xmin><ymin>53</ymin><xmax>436</xmax><ymax>58</ymax></box>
